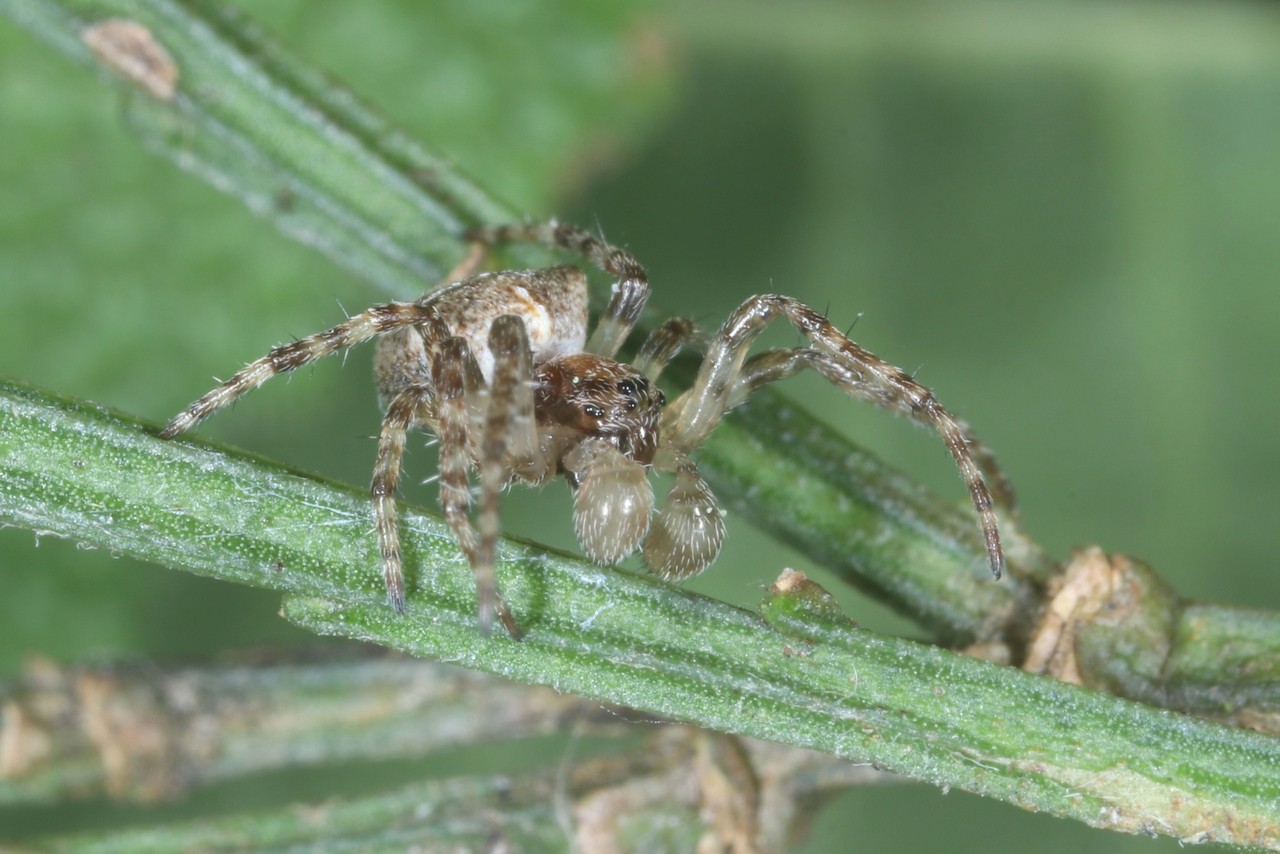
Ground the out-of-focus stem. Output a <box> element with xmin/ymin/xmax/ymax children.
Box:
<box><xmin>19</xmin><ymin>726</ymin><xmax>889</xmax><ymax>852</ymax></box>
<box><xmin>0</xmin><ymin>650</ymin><xmax>618</xmax><ymax>805</ymax></box>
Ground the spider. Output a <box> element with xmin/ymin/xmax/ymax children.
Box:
<box><xmin>160</xmin><ymin>221</ymin><xmax>1011</xmax><ymax>638</ymax></box>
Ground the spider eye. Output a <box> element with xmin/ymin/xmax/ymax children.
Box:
<box><xmin>617</xmin><ymin>379</ymin><xmax>637</xmax><ymax>396</ymax></box>
<box><xmin>583</xmin><ymin>404</ymin><xmax>605</xmax><ymax>419</ymax></box>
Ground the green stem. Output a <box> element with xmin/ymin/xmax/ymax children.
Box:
<box><xmin>1062</xmin><ymin>552</ymin><xmax>1280</xmax><ymax>731</ymax></box>
<box><xmin>2</xmin><ymin>381</ymin><xmax>1278</xmax><ymax>848</ymax></box>
<box><xmin>39</xmin><ymin>767</ymin><xmax>588</xmax><ymax>852</ymax></box>
<box><xmin>1</xmin><ymin>0</ymin><xmax>528</xmax><ymax>300</ymax></box>
<box><xmin>693</xmin><ymin>392</ymin><xmax>1053</xmax><ymax>643</ymax></box>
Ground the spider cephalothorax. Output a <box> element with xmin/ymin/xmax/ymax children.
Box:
<box><xmin>535</xmin><ymin>354</ymin><xmax>665</xmax><ymax>466</ymax></box>
<box><xmin>162</xmin><ymin>221</ymin><xmax>1013</xmax><ymax>638</ymax></box>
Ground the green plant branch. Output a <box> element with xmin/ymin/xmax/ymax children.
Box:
<box><xmin>2</xmin><ymin>381</ymin><xmax>1280</xmax><ymax>848</ymax></box>
<box><xmin>1</xmin><ymin>0</ymin><xmax>537</xmax><ymax>300</ymax></box>
<box><xmin>1029</xmin><ymin>548</ymin><xmax>1280</xmax><ymax>733</ymax></box>
<box><xmin>55</xmin><ymin>769</ymin><xmax>585</xmax><ymax>852</ymax></box>
<box><xmin>35</xmin><ymin>755</ymin><xmax>629</xmax><ymax>852</ymax></box>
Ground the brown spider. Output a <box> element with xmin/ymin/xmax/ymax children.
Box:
<box><xmin>161</xmin><ymin>221</ymin><xmax>1011</xmax><ymax>638</ymax></box>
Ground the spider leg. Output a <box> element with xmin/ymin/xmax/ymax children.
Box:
<box><xmin>442</xmin><ymin>240</ymin><xmax>488</xmax><ymax>284</ymax></box>
<box><xmin>432</xmin><ymin>336</ymin><xmax>521</xmax><ymax>637</ymax></box>
<box><xmin>728</xmin><ymin>348</ymin><xmax>1016</xmax><ymax>510</ymax></box>
<box><xmin>668</xmin><ymin>296</ymin><xmax>1007</xmax><ymax>579</ymax></box>
<box><xmin>372</xmin><ymin>384</ymin><xmax>435</xmax><ymax>612</ymax></box>
<box><xmin>467</xmin><ymin>221</ymin><xmax>649</xmax><ymax>358</ymax></box>
<box><xmin>475</xmin><ymin>316</ymin><xmax>550</xmax><ymax>639</ymax></box>
<box><xmin>634</xmin><ymin>317</ymin><xmax>700</xmax><ymax>382</ymax></box>
<box><xmin>161</xmin><ymin>301</ymin><xmax>438</xmax><ymax>438</ymax></box>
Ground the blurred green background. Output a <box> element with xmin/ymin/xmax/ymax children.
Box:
<box><xmin>3</xmin><ymin>1</ymin><xmax>1280</xmax><ymax>849</ymax></box>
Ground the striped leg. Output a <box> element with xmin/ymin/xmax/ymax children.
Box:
<box><xmin>728</xmin><ymin>348</ymin><xmax>1016</xmax><ymax>512</ymax></box>
<box><xmin>432</xmin><ymin>338</ymin><xmax>492</xmax><ymax>627</ymax></box>
<box><xmin>475</xmin><ymin>316</ymin><xmax>549</xmax><ymax>639</ymax></box>
<box><xmin>634</xmin><ymin>317</ymin><xmax>699</xmax><ymax>382</ymax></box>
<box><xmin>161</xmin><ymin>302</ymin><xmax>436</xmax><ymax>438</ymax></box>
<box><xmin>372</xmin><ymin>384</ymin><xmax>435</xmax><ymax>612</ymax></box>
<box><xmin>668</xmin><ymin>296</ymin><xmax>1007</xmax><ymax>580</ymax></box>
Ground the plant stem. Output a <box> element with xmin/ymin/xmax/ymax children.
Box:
<box><xmin>1036</xmin><ymin>549</ymin><xmax>1280</xmax><ymax>733</ymax></box>
<box><xmin>0</xmin><ymin>649</ymin><xmax>620</xmax><ymax>805</ymax></box>
<box><xmin>24</xmin><ymin>727</ymin><xmax>886</xmax><ymax>852</ymax></box>
<box><xmin>1</xmin><ymin>0</ymin><xmax>530</xmax><ymax>300</ymax></box>
<box><xmin>2</xmin><ymin>381</ymin><xmax>1279</xmax><ymax>847</ymax></box>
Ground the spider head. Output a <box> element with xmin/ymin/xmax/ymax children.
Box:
<box><xmin>535</xmin><ymin>354</ymin><xmax>665</xmax><ymax>465</ymax></box>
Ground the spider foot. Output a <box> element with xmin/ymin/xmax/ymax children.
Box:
<box><xmin>476</xmin><ymin>580</ymin><xmax>524</xmax><ymax>640</ymax></box>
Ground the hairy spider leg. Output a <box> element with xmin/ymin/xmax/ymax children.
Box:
<box><xmin>963</xmin><ymin>429</ymin><xmax>1017</xmax><ymax>514</ymax></box>
<box><xmin>160</xmin><ymin>301</ymin><xmax>439</xmax><ymax>439</ymax></box>
<box><xmin>445</xmin><ymin>240</ymin><xmax>488</xmax><ymax>284</ymax></box>
<box><xmin>476</xmin><ymin>317</ymin><xmax>550</xmax><ymax>638</ymax></box>
<box><xmin>666</xmin><ymin>294</ymin><xmax>1006</xmax><ymax>580</ymax></box>
<box><xmin>468</xmin><ymin>221</ymin><xmax>650</xmax><ymax>359</ymax></box>
<box><xmin>633</xmin><ymin>318</ymin><xmax>728</xmax><ymax>581</ymax></box>
<box><xmin>634</xmin><ymin>317</ymin><xmax>700</xmax><ymax>382</ymax></box>
<box><xmin>431</xmin><ymin>336</ymin><xmax>523</xmax><ymax>636</ymax></box>
<box><xmin>373</xmin><ymin>384</ymin><xmax>434</xmax><ymax>613</ymax></box>
<box><xmin>727</xmin><ymin>348</ymin><xmax>1016</xmax><ymax>511</ymax></box>
<box><xmin>634</xmin><ymin>317</ymin><xmax>734</xmax><ymax>586</ymax></box>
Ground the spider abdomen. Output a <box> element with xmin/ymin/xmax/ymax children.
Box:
<box><xmin>374</xmin><ymin>265</ymin><xmax>590</xmax><ymax>409</ymax></box>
